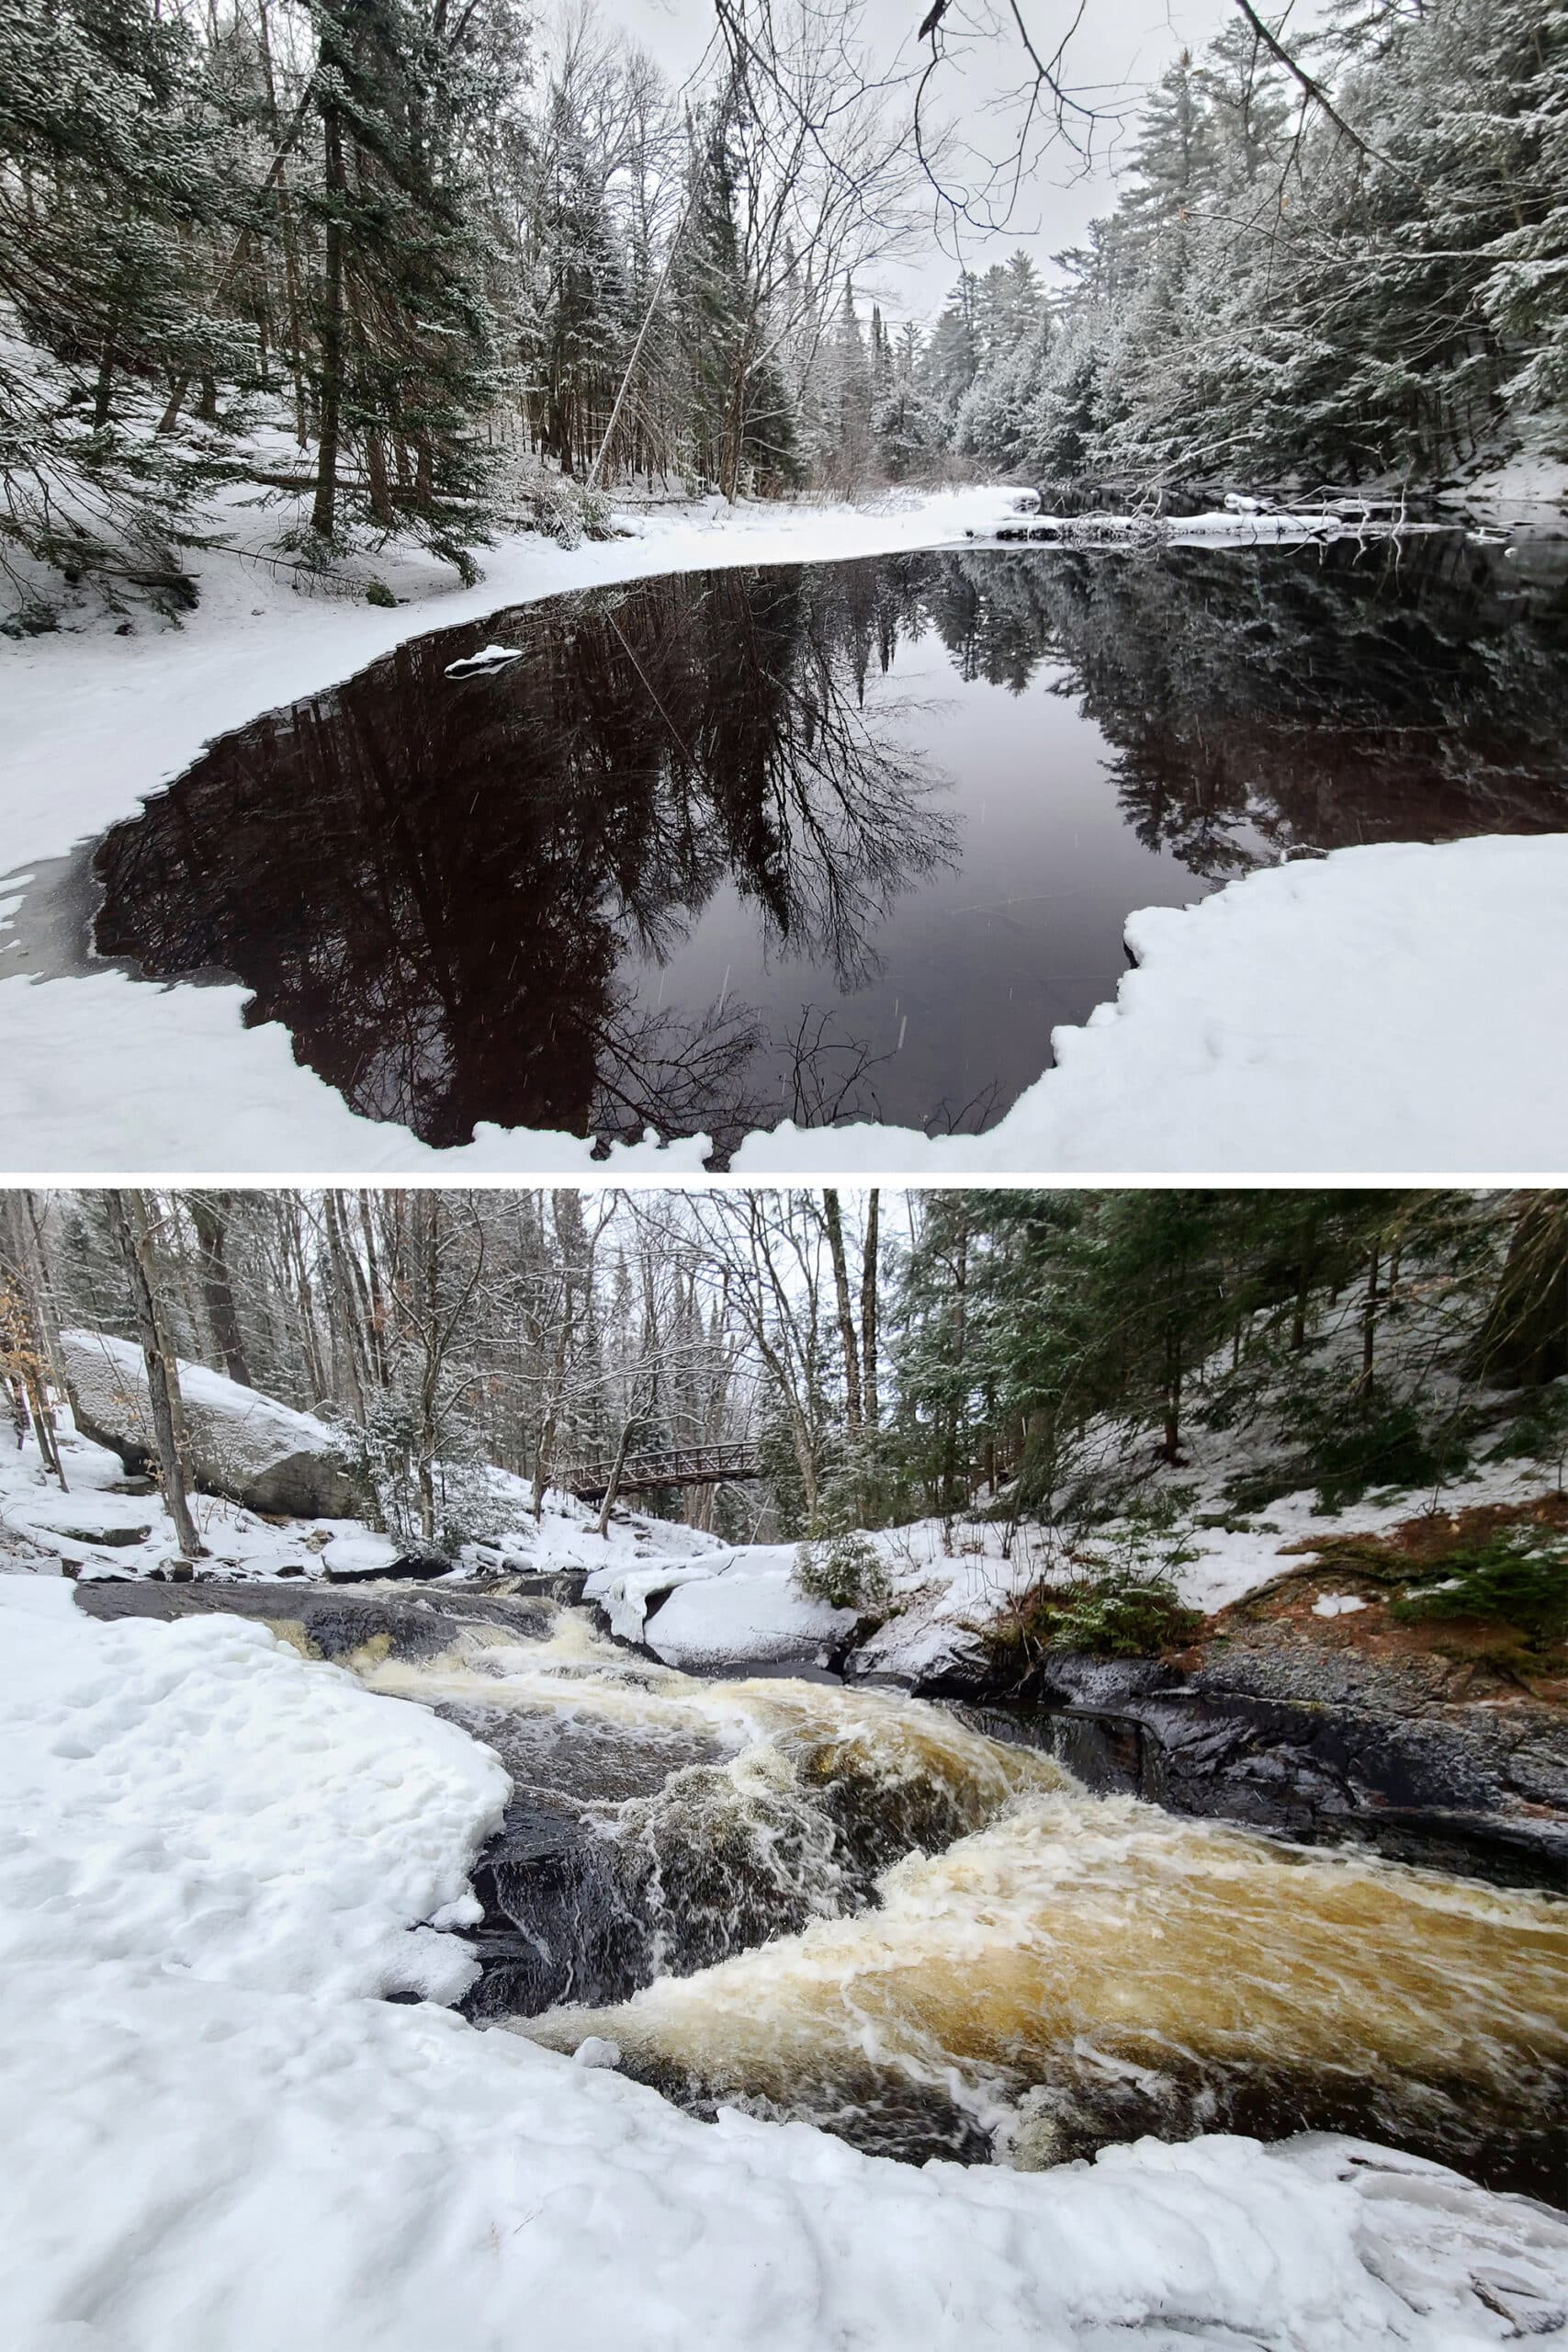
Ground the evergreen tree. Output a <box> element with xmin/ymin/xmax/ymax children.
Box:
<box><xmin>0</xmin><ymin>0</ymin><xmax>244</xmax><ymax>611</ymax></box>
<box><xmin>304</xmin><ymin>0</ymin><xmax>502</xmax><ymax>549</ymax></box>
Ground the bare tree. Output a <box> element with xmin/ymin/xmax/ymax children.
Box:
<box><xmin>187</xmin><ymin>1193</ymin><xmax>253</xmax><ymax>1388</ymax></box>
<box><xmin>104</xmin><ymin>1190</ymin><xmax>204</xmax><ymax>1559</ymax></box>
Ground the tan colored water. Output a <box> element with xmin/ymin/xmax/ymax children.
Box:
<box><xmin>356</xmin><ymin>1610</ymin><xmax>1568</xmax><ymax>2177</ymax></box>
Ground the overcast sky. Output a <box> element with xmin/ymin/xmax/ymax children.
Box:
<box><xmin>593</xmin><ymin>0</ymin><xmax>1249</xmax><ymax>314</ymax></box>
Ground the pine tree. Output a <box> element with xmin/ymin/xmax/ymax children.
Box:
<box><xmin>303</xmin><ymin>0</ymin><xmax>502</xmax><ymax>550</ymax></box>
<box><xmin>0</xmin><ymin>0</ymin><xmax>244</xmax><ymax>612</ymax></box>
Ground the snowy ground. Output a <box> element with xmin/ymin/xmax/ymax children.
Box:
<box><xmin>10</xmin><ymin>1295</ymin><xmax>1560</xmax><ymax>1693</ymax></box>
<box><xmin>588</xmin><ymin>1291</ymin><xmax>1568</xmax><ymax>1686</ymax></box>
<box><xmin>3</xmin><ymin>481</ymin><xmax>1564</xmax><ymax>1173</ymax></box>
<box><xmin>4</xmin><ymin>1574</ymin><xmax>1566</xmax><ymax>2352</ymax></box>
<box><xmin>0</xmin><ymin>1401</ymin><xmax>724</xmax><ymax>1585</ymax></box>
<box><xmin>584</xmin><ymin>1422</ymin><xmax>1564</xmax><ymax>1690</ymax></box>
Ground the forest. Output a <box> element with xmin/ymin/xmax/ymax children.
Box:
<box><xmin>4</xmin><ymin>1186</ymin><xmax>1563</xmax><ymax>1570</ymax></box>
<box><xmin>2</xmin><ymin>0</ymin><xmax>1562</xmax><ymax>611</ymax></box>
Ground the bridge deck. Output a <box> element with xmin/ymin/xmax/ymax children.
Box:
<box><xmin>565</xmin><ymin>1444</ymin><xmax>759</xmax><ymax>1502</ymax></box>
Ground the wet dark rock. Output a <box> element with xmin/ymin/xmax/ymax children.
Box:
<box><xmin>918</xmin><ymin>1647</ymin><xmax>1568</xmax><ymax>1888</ymax></box>
<box><xmin>460</xmin><ymin>1800</ymin><xmax>649</xmax><ymax>2023</ymax></box>
<box><xmin>323</xmin><ymin>1550</ymin><xmax>456</xmax><ymax>1584</ymax></box>
<box><xmin>72</xmin><ymin>1576</ymin><xmax>559</xmax><ymax>1664</ymax></box>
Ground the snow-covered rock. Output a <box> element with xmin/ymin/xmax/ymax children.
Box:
<box><xmin>61</xmin><ymin>1330</ymin><xmax>364</xmax><ymax>1519</ymax></box>
<box><xmin>0</xmin><ymin>1578</ymin><xmax>508</xmax><ymax>2000</ymax></box>
<box><xmin>587</xmin><ymin>1546</ymin><xmax>855</xmax><ymax>1668</ymax></box>
<box><xmin>0</xmin><ymin>1486</ymin><xmax>155</xmax><ymax>1558</ymax></box>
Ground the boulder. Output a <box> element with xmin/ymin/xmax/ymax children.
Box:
<box><xmin>324</xmin><ymin>1550</ymin><xmax>455</xmax><ymax>1584</ymax></box>
<box><xmin>61</xmin><ymin>1330</ymin><xmax>364</xmax><ymax>1520</ymax></box>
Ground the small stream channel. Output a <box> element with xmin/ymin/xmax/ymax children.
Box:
<box><xmin>351</xmin><ymin>1599</ymin><xmax>1568</xmax><ymax>2194</ymax></box>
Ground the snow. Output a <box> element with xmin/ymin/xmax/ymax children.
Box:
<box><xmin>582</xmin><ymin>1336</ymin><xmax>1568</xmax><ymax>1689</ymax></box>
<box><xmin>728</xmin><ymin>834</ymin><xmax>1568</xmax><ymax>1176</ymax></box>
<box><xmin>586</xmin><ymin>1545</ymin><xmax>855</xmax><ymax>1666</ymax></box>
<box><xmin>444</xmin><ymin>640</ymin><xmax>526</xmax><ymax>674</ymax></box>
<box><xmin>0</xmin><ymin>1388</ymin><xmax>726</xmax><ymax>1586</ymax></box>
<box><xmin>1443</xmin><ymin>453</ymin><xmax>1568</xmax><ymax>520</ymax></box>
<box><xmin>2</xmin><ymin>477</ymin><xmax>1563</xmax><ymax>1172</ymax></box>
<box><xmin>3</xmin><ymin>1573</ymin><xmax>1565</xmax><ymax>2352</ymax></box>
<box><xmin>0</xmin><ymin>1577</ymin><xmax>508</xmax><ymax>2000</ymax></box>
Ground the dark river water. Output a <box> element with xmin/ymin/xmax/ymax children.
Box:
<box><xmin>91</xmin><ymin>535</ymin><xmax>1568</xmax><ymax>1160</ymax></box>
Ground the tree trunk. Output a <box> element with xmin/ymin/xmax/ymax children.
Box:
<box><xmin>188</xmin><ymin>1193</ymin><xmax>252</xmax><ymax>1387</ymax></box>
<box><xmin>312</xmin><ymin>101</ymin><xmax>347</xmax><ymax>538</ymax></box>
<box><xmin>415</xmin><ymin>1193</ymin><xmax>442</xmax><ymax>1545</ymax></box>
<box><xmin>1161</xmin><ymin>1329</ymin><xmax>1183</xmax><ymax>1464</ymax></box>
<box><xmin>822</xmin><ymin>1189</ymin><xmax>862</xmax><ymax>1433</ymax></box>
<box><xmin>1359</xmin><ymin>1244</ymin><xmax>1381</xmax><ymax>1392</ymax></box>
<box><xmin>322</xmin><ymin>1191</ymin><xmax>370</xmax><ymax>1425</ymax></box>
<box><xmin>940</xmin><ymin>1213</ymin><xmax>968</xmax><ymax>1509</ymax></box>
<box><xmin>596</xmin><ymin>1413</ymin><xmax>637</xmax><ymax>1540</ymax></box>
<box><xmin>0</xmin><ymin>1197</ymin><xmax>66</xmax><ymax>1488</ymax></box>
<box><xmin>93</xmin><ymin>322</ymin><xmax>118</xmax><ymax>431</ymax></box>
<box><xmin>106</xmin><ymin>1191</ymin><xmax>203</xmax><ymax>1557</ymax></box>
<box><xmin>1471</xmin><ymin>1194</ymin><xmax>1568</xmax><ymax>1389</ymax></box>
<box><xmin>860</xmin><ymin>1189</ymin><xmax>880</xmax><ymax>1430</ymax></box>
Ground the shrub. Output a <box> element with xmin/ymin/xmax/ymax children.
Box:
<box><xmin>530</xmin><ymin>477</ymin><xmax>614</xmax><ymax>548</ymax></box>
<box><xmin>365</xmin><ymin>579</ymin><xmax>396</xmax><ymax>607</ymax></box>
<box><xmin>793</xmin><ymin>1528</ymin><xmax>893</xmax><ymax>1613</ymax></box>
<box><xmin>982</xmin><ymin>1496</ymin><xmax>1203</xmax><ymax>1668</ymax></box>
<box><xmin>1046</xmin><ymin>1568</ymin><xmax>1202</xmax><ymax>1657</ymax></box>
<box><xmin>1485</xmin><ymin>1385</ymin><xmax>1568</xmax><ymax>1485</ymax></box>
<box><xmin>1286</xmin><ymin>1383</ymin><xmax>1471</xmax><ymax>1512</ymax></box>
<box><xmin>984</xmin><ymin>1566</ymin><xmax>1201</xmax><ymax>1667</ymax></box>
<box><xmin>1393</xmin><ymin>1527</ymin><xmax>1568</xmax><ymax>1646</ymax></box>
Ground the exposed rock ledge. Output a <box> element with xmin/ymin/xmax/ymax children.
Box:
<box><xmin>904</xmin><ymin>1634</ymin><xmax>1568</xmax><ymax>1889</ymax></box>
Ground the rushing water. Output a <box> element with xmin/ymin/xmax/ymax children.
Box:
<box><xmin>85</xmin><ymin>533</ymin><xmax>1568</xmax><ymax>1163</ymax></box>
<box><xmin>353</xmin><ymin>1604</ymin><xmax>1568</xmax><ymax>2191</ymax></box>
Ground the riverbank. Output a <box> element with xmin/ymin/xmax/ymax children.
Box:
<box><xmin>3</xmin><ymin>487</ymin><xmax>1565</xmax><ymax>1174</ymax></box>
<box><xmin>5</xmin><ymin>1568</ymin><xmax>1564</xmax><ymax>2352</ymax></box>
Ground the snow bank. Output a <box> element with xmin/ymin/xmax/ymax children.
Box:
<box><xmin>0</xmin><ymin>488</ymin><xmax>1019</xmax><ymax>879</ymax></box>
<box><xmin>62</xmin><ymin>1328</ymin><xmax>364</xmax><ymax>1517</ymax></box>
<box><xmin>732</xmin><ymin>833</ymin><xmax>1568</xmax><ymax>1176</ymax></box>
<box><xmin>3</xmin><ymin>1576</ymin><xmax>1565</xmax><ymax>2349</ymax></box>
<box><xmin>0</xmin><ymin>1400</ymin><xmax>727</xmax><ymax>1586</ymax></box>
<box><xmin>4</xmin><ymin>1960</ymin><xmax>1564</xmax><ymax>2349</ymax></box>
<box><xmin>2</xmin><ymin>832</ymin><xmax>1563</xmax><ymax>1173</ymax></box>
<box><xmin>0</xmin><ymin>1579</ymin><xmax>508</xmax><ymax>1999</ymax></box>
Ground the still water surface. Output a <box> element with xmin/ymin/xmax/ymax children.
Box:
<box><xmin>92</xmin><ymin>537</ymin><xmax>1568</xmax><ymax>1160</ymax></box>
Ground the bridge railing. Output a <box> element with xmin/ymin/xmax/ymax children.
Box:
<box><xmin>562</xmin><ymin>1443</ymin><xmax>759</xmax><ymax>1495</ymax></box>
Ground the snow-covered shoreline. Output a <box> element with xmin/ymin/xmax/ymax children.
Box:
<box><xmin>3</xmin><ymin>485</ymin><xmax>1565</xmax><ymax>1177</ymax></box>
<box><xmin>2</xmin><ymin>831</ymin><xmax>1564</xmax><ymax>1176</ymax></box>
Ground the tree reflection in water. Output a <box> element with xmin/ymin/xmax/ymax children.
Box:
<box><xmin>917</xmin><ymin>535</ymin><xmax>1568</xmax><ymax>876</ymax></box>
<box><xmin>93</xmin><ymin>537</ymin><xmax>1567</xmax><ymax>1159</ymax></box>
<box><xmin>95</xmin><ymin>565</ymin><xmax>956</xmax><ymax>1159</ymax></box>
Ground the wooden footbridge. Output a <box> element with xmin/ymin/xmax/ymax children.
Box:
<box><xmin>565</xmin><ymin>1442</ymin><xmax>759</xmax><ymax>1503</ymax></box>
